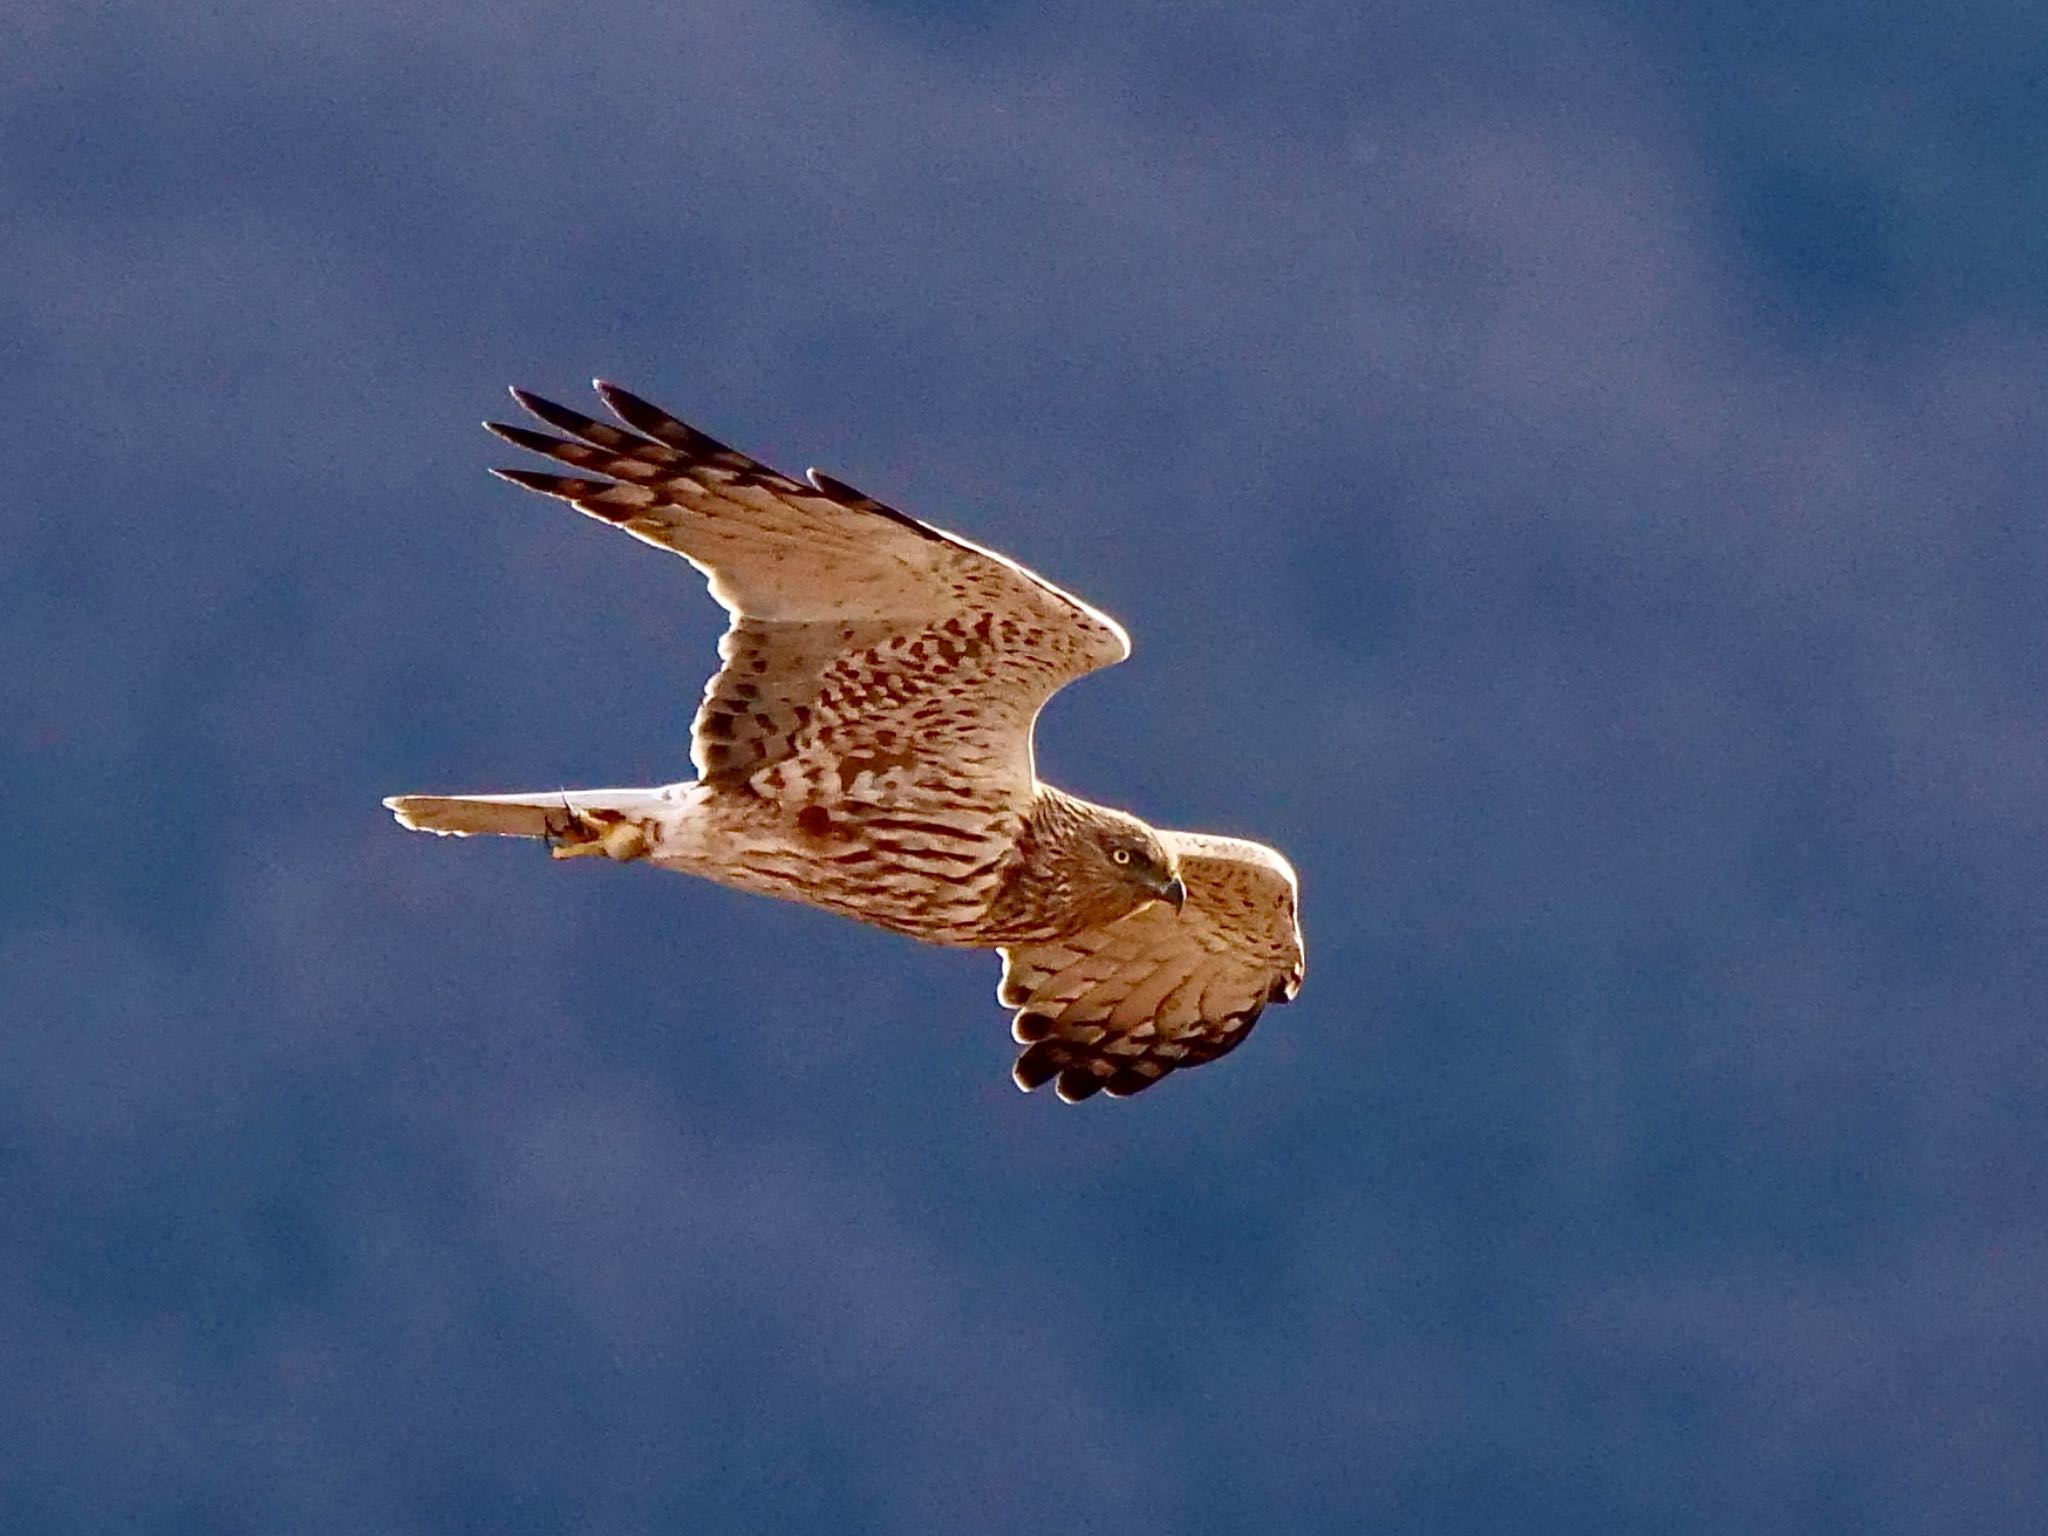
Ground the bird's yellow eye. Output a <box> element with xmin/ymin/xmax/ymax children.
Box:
<box><xmin>1112</xmin><ymin>848</ymin><xmax>1133</xmax><ymax>866</ymax></box>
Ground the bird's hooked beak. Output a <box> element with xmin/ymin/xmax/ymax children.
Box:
<box><xmin>1159</xmin><ymin>872</ymin><xmax>1188</xmax><ymax>913</ymax></box>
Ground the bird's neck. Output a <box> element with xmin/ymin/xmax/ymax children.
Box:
<box><xmin>1027</xmin><ymin>782</ymin><xmax>1110</xmax><ymax>842</ymax></box>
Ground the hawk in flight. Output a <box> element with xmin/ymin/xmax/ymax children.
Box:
<box><xmin>385</xmin><ymin>384</ymin><xmax>1304</xmax><ymax>1101</ymax></box>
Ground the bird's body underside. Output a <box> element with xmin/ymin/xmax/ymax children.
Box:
<box><xmin>389</xmin><ymin>779</ymin><xmax>1115</xmax><ymax>949</ymax></box>
<box><xmin>385</xmin><ymin>382</ymin><xmax>1304</xmax><ymax>1101</ymax></box>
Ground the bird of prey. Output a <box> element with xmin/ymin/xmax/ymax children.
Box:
<box><xmin>385</xmin><ymin>383</ymin><xmax>1304</xmax><ymax>1101</ymax></box>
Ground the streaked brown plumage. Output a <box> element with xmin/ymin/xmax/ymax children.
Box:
<box><xmin>385</xmin><ymin>383</ymin><xmax>1304</xmax><ymax>1101</ymax></box>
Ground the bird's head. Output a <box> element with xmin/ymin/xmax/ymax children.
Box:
<box><xmin>1006</xmin><ymin>789</ymin><xmax>1189</xmax><ymax>938</ymax></box>
<box><xmin>1069</xmin><ymin>805</ymin><xmax>1185</xmax><ymax>922</ymax></box>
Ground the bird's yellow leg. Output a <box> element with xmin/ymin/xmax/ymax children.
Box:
<box><xmin>547</xmin><ymin>807</ymin><xmax>652</xmax><ymax>862</ymax></box>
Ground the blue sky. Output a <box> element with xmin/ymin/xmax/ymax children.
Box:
<box><xmin>6</xmin><ymin>2</ymin><xmax>2047</xmax><ymax>1531</ymax></box>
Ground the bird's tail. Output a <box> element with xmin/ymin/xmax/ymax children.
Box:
<box><xmin>382</xmin><ymin>787</ymin><xmax>668</xmax><ymax>841</ymax></box>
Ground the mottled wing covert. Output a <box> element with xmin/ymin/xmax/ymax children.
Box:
<box><xmin>485</xmin><ymin>384</ymin><xmax>1130</xmax><ymax>802</ymax></box>
<box><xmin>998</xmin><ymin>834</ymin><xmax>1305</xmax><ymax>1102</ymax></box>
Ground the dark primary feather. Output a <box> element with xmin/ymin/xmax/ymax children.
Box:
<box><xmin>593</xmin><ymin>380</ymin><xmax>757</xmax><ymax>471</ymax></box>
<box><xmin>487</xmin><ymin>467</ymin><xmax>621</xmax><ymax>506</ymax></box>
<box><xmin>508</xmin><ymin>386</ymin><xmax>662</xmax><ymax>456</ymax></box>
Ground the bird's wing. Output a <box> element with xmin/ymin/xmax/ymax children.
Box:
<box><xmin>486</xmin><ymin>384</ymin><xmax>1129</xmax><ymax>809</ymax></box>
<box><xmin>996</xmin><ymin>833</ymin><xmax>1304</xmax><ymax>1102</ymax></box>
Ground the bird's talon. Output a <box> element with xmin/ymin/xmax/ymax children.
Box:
<box><xmin>546</xmin><ymin>808</ymin><xmax>651</xmax><ymax>861</ymax></box>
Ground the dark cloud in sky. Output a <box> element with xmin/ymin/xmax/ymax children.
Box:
<box><xmin>6</xmin><ymin>1</ymin><xmax>2046</xmax><ymax>1530</ymax></box>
